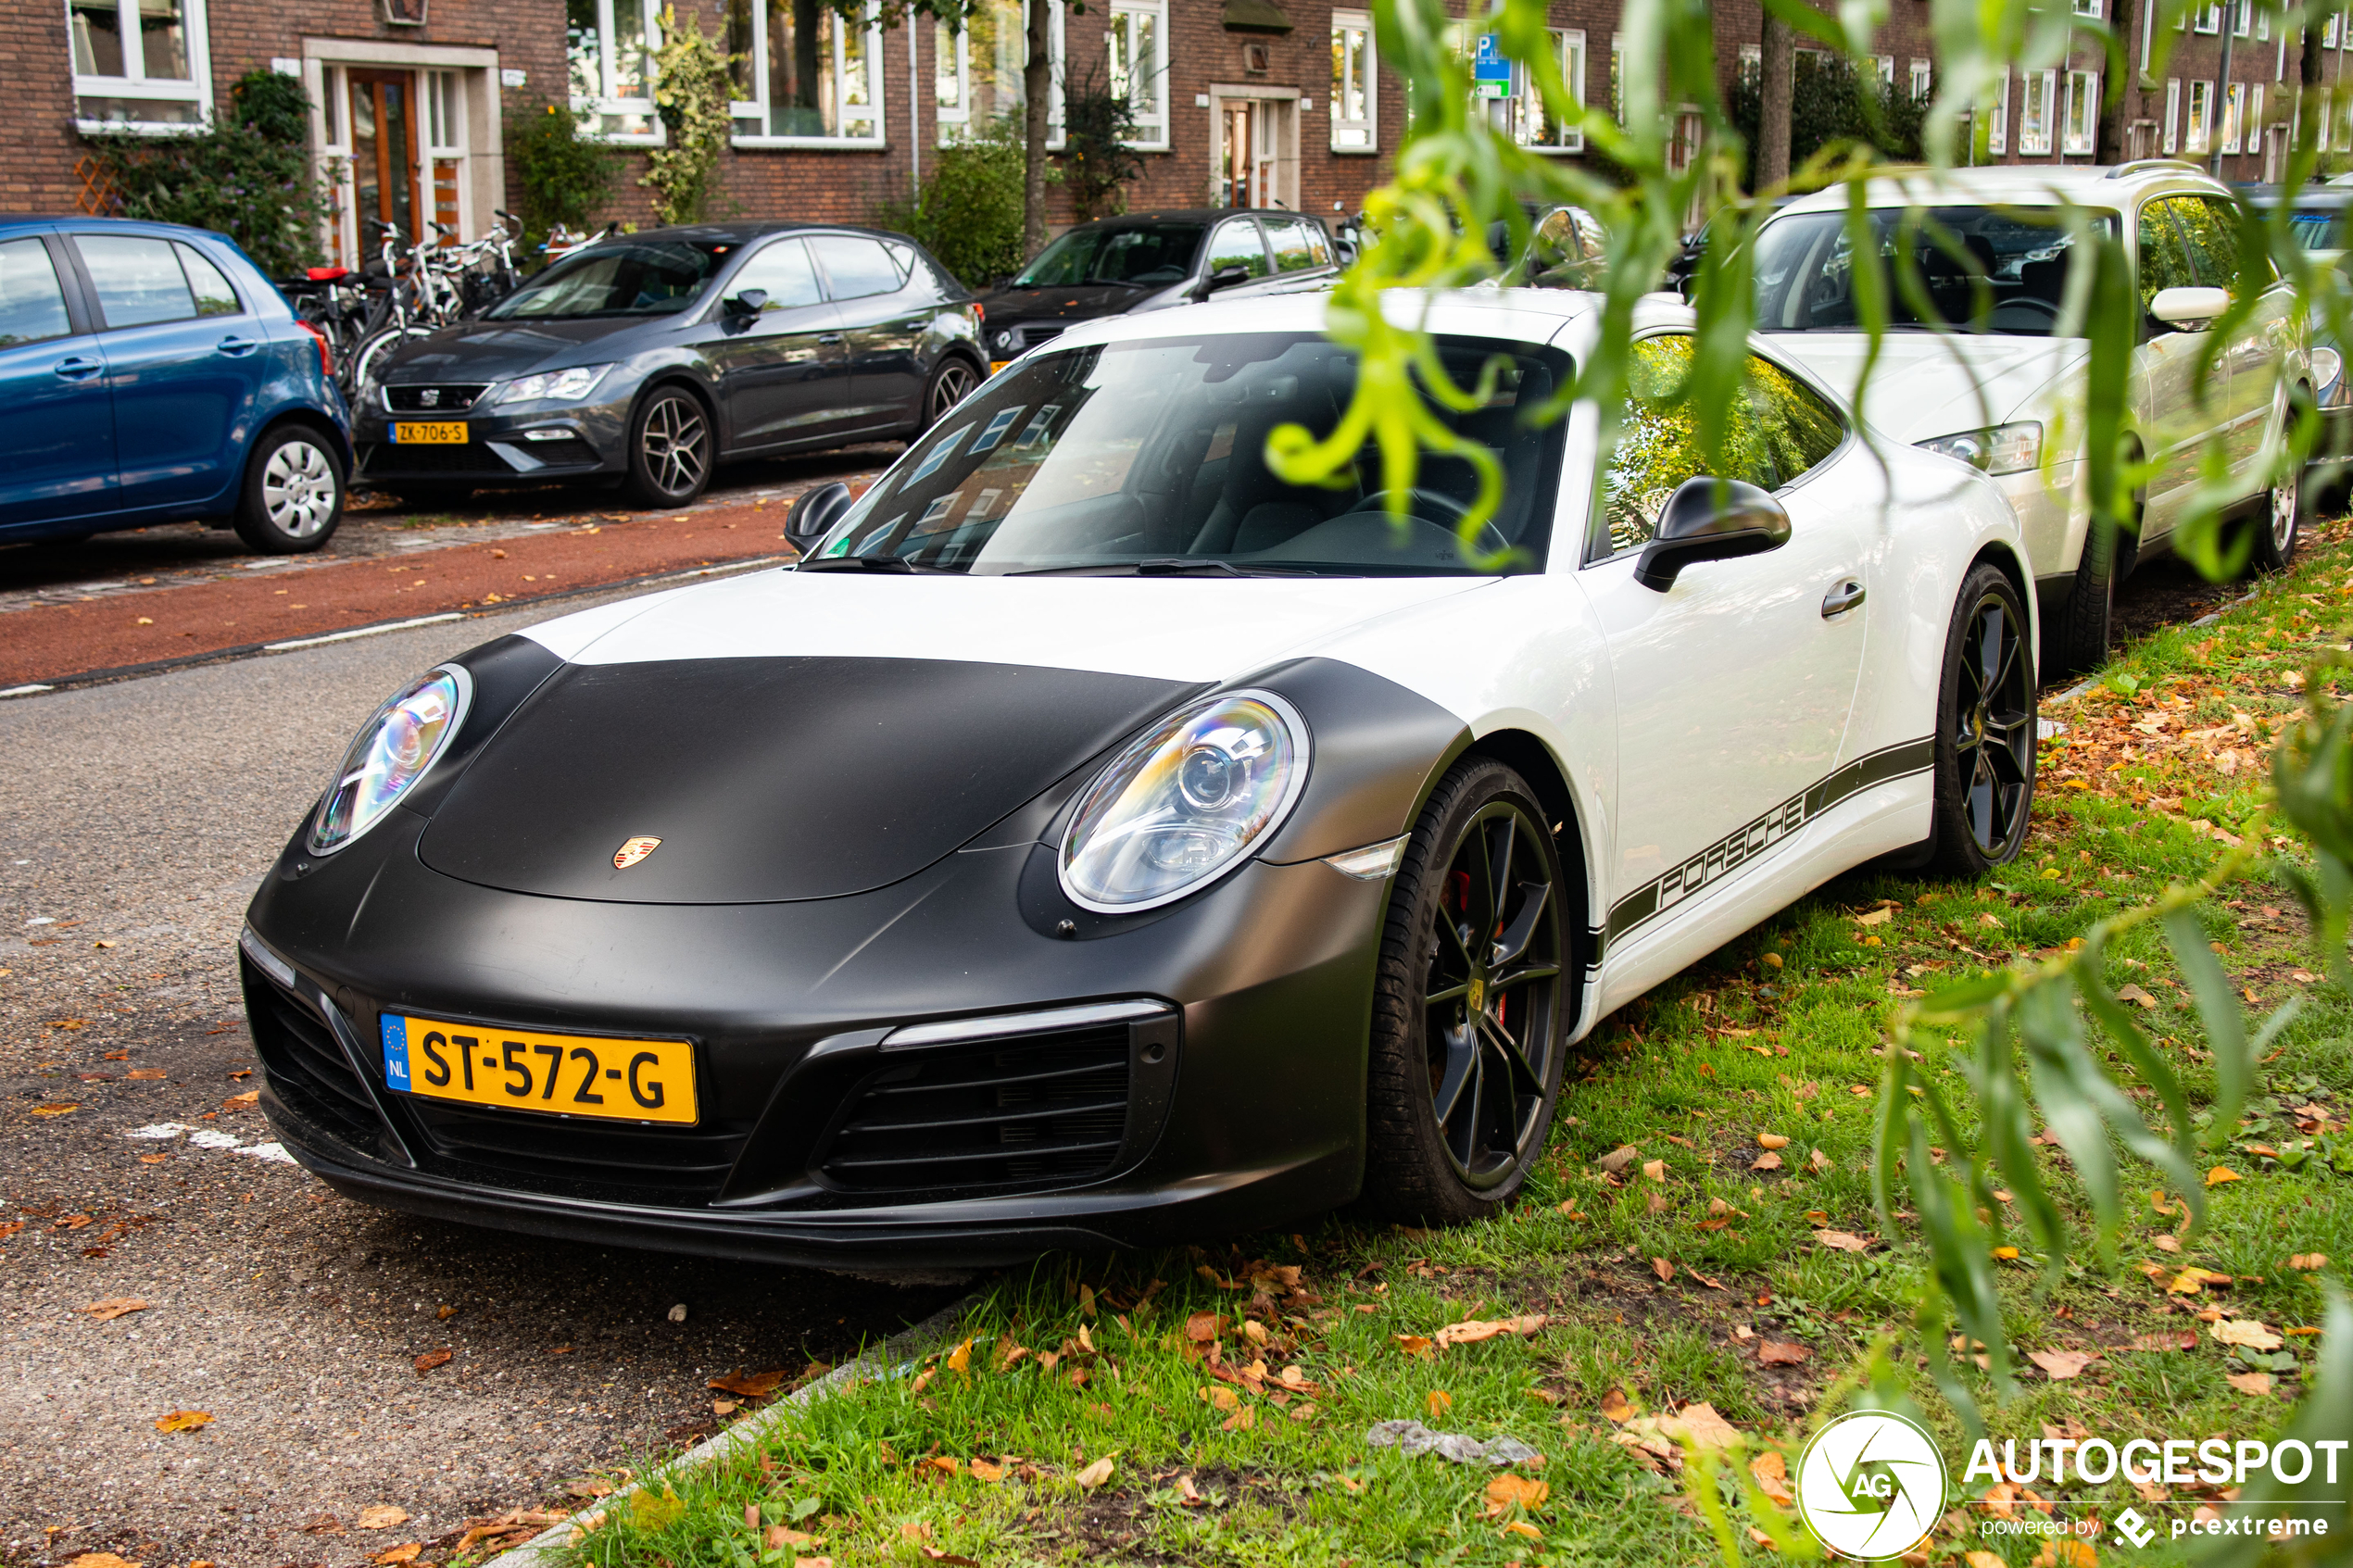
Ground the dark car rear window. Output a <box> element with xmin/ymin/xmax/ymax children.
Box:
<box><xmin>1014</xmin><ymin>223</ymin><xmax>1205</xmax><ymax>287</ymax></box>
<box><xmin>488</xmin><ymin>238</ymin><xmax>735</xmax><ymax>320</ymax></box>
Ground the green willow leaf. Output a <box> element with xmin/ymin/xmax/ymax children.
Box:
<box><xmin>2160</xmin><ymin>908</ymin><xmax>2251</xmax><ymax>1149</ymax></box>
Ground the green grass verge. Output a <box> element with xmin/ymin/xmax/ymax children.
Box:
<box><xmin>552</xmin><ymin>531</ymin><xmax>2353</xmax><ymax>1568</ymax></box>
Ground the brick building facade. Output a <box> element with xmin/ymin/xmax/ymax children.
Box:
<box><xmin>6</xmin><ymin>0</ymin><xmax>2342</xmax><ymax>268</ymax></box>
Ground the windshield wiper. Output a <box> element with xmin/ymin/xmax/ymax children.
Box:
<box><xmin>1007</xmin><ymin>558</ymin><xmax>1310</xmax><ymax>578</ymax></box>
<box><xmin>795</xmin><ymin>556</ymin><xmax>950</xmax><ymax>573</ymax></box>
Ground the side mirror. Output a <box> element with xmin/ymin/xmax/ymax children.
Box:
<box><xmin>1632</xmin><ymin>477</ymin><xmax>1792</xmax><ymax>593</ymax></box>
<box><xmin>1191</xmin><ymin>264</ymin><xmax>1252</xmax><ymax>302</ymax></box>
<box><xmin>2148</xmin><ymin>284</ymin><xmax>2229</xmax><ymax>331</ymax></box>
<box><xmin>784</xmin><ymin>481</ymin><xmax>853</xmax><ymax>556</ymax></box>
<box><xmin>724</xmin><ymin>288</ymin><xmax>770</xmax><ymax>318</ymax></box>
<box><xmin>1333</xmin><ymin>238</ymin><xmax>1359</xmax><ymax>267</ymax></box>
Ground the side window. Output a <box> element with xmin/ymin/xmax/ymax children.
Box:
<box><xmin>2136</xmin><ymin>199</ymin><xmax>2199</xmax><ymax>311</ymax></box>
<box><xmin>1529</xmin><ymin>208</ymin><xmax>1586</xmax><ymax>287</ymax></box>
<box><xmin>807</xmin><ymin>234</ymin><xmax>904</xmax><ymax>301</ymax></box>
<box><xmin>75</xmin><ymin>233</ymin><xmax>195</xmax><ymax>328</ymax></box>
<box><xmin>1302</xmin><ymin>222</ymin><xmax>1332</xmax><ymax>268</ymax></box>
<box><xmin>174</xmin><ymin>242</ymin><xmax>241</xmax><ymax>317</ymax></box>
<box><xmin>727</xmin><ymin>238</ymin><xmax>825</xmax><ymax>310</ymax></box>
<box><xmin>2177</xmin><ymin>194</ymin><xmax>2247</xmax><ymax>289</ymax></box>
<box><xmin>1266</xmin><ymin>218</ymin><xmax>1317</xmax><ymax>272</ymax></box>
<box><xmin>0</xmin><ymin>239</ymin><xmax>74</xmax><ymax>347</ymax></box>
<box><xmin>1596</xmin><ymin>337</ymin><xmax>1846</xmax><ymax>559</ymax></box>
<box><xmin>1205</xmin><ymin>219</ymin><xmax>1271</xmax><ymax>279</ymax></box>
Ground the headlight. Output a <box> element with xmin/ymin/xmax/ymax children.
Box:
<box><xmin>497</xmin><ymin>364</ymin><xmax>614</xmax><ymax>404</ymax></box>
<box><xmin>2313</xmin><ymin>346</ymin><xmax>2347</xmax><ymax>406</ymax></box>
<box><xmin>308</xmin><ymin>666</ymin><xmax>472</xmax><ymax>854</ymax></box>
<box><xmin>1059</xmin><ymin>691</ymin><xmax>1309</xmax><ymax>912</ymax></box>
<box><xmin>1917</xmin><ymin>420</ymin><xmax>2044</xmax><ymax>476</ymax></box>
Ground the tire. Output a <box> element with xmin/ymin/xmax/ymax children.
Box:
<box><xmin>2246</xmin><ymin>462</ymin><xmax>2302</xmax><ymax>575</ymax></box>
<box><xmin>1364</xmin><ymin>758</ymin><xmax>1571</xmax><ymax>1226</ymax></box>
<box><xmin>350</xmin><ymin>325</ymin><xmax>431</xmax><ymax>395</ymax></box>
<box><xmin>923</xmin><ymin>356</ymin><xmax>981</xmax><ymax>430</ymax></box>
<box><xmin>623</xmin><ymin>385</ymin><xmax>713</xmax><ymax>508</ymax></box>
<box><xmin>231</xmin><ymin>424</ymin><xmax>345</xmax><ymax>554</ymax></box>
<box><xmin>1918</xmin><ymin>563</ymin><xmax>2036</xmax><ymax>879</ymax></box>
<box><xmin>2046</xmin><ymin>502</ymin><xmax>2137</xmax><ymax>679</ymax></box>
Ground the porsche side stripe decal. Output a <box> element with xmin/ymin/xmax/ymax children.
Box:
<box><xmin>1603</xmin><ymin>737</ymin><xmax>1935</xmax><ymax>946</ymax></box>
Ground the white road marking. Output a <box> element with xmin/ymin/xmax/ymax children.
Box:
<box><xmin>265</xmin><ymin>613</ymin><xmax>465</xmax><ymax>652</ymax></box>
<box><xmin>123</xmin><ymin>1122</ymin><xmax>298</xmax><ymax>1164</ymax></box>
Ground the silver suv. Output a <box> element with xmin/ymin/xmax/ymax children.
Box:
<box><xmin>1753</xmin><ymin>161</ymin><xmax>2308</xmax><ymax>673</ymax></box>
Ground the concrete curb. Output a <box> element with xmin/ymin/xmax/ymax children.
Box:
<box><xmin>487</xmin><ymin>1292</ymin><xmax>978</xmax><ymax>1568</ymax></box>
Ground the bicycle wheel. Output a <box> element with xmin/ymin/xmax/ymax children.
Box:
<box><xmin>351</xmin><ymin>326</ymin><xmax>431</xmax><ymax>395</ymax></box>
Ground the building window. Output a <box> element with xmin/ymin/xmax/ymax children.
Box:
<box><xmin>1107</xmin><ymin>0</ymin><xmax>1165</xmax><ymax>148</ymax></box>
<box><xmin>1908</xmin><ymin>57</ymin><xmax>1931</xmax><ymax>102</ymax></box>
<box><xmin>1516</xmin><ymin>28</ymin><xmax>1584</xmax><ymax>152</ymax></box>
<box><xmin>726</xmin><ymin>0</ymin><xmax>885</xmax><ymax>144</ymax></box>
<box><xmin>2234</xmin><ymin>0</ymin><xmax>2252</xmax><ymax>35</ymax></box>
<box><xmin>1329</xmin><ymin>9</ymin><xmax>1374</xmax><ymax>150</ymax></box>
<box><xmin>2062</xmin><ymin>69</ymin><xmax>2098</xmax><ymax>154</ymax></box>
<box><xmin>1874</xmin><ymin>55</ymin><xmax>1894</xmax><ymax>86</ymax></box>
<box><xmin>570</xmin><ymin>0</ymin><xmax>662</xmax><ymax>140</ymax></box>
<box><xmin>2329</xmin><ymin>15</ymin><xmax>2343</xmax><ymax>47</ymax></box>
<box><xmin>2072</xmin><ymin>0</ymin><xmax>2102</xmax><ymax>13</ymax></box>
<box><xmin>1978</xmin><ymin>69</ymin><xmax>2008</xmax><ymax>155</ymax></box>
<box><xmin>1610</xmin><ymin>35</ymin><xmax>1624</xmax><ymax>124</ymax></box>
<box><xmin>2019</xmin><ymin>68</ymin><xmax>2056</xmax><ymax>154</ymax></box>
<box><xmin>67</xmin><ymin>0</ymin><xmax>210</xmax><ymax>129</ymax></box>
<box><xmin>2248</xmin><ymin>82</ymin><xmax>2265</xmax><ymax>146</ymax></box>
<box><xmin>424</xmin><ymin>69</ymin><xmax>467</xmax><ymax>238</ymax></box>
<box><xmin>2221</xmin><ymin>80</ymin><xmax>2245</xmax><ymax>150</ymax></box>
<box><xmin>935</xmin><ymin>0</ymin><xmax>1060</xmax><ymax>146</ymax></box>
<box><xmin>2185</xmin><ymin>77</ymin><xmax>2211</xmax><ymax>153</ymax></box>
<box><xmin>2163</xmin><ymin>77</ymin><xmax>2180</xmax><ymax>152</ymax></box>
<box><xmin>2195</xmin><ymin>2</ymin><xmax>2221</xmax><ymax>31</ymax></box>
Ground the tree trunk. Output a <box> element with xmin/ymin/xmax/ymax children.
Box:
<box><xmin>1022</xmin><ymin>0</ymin><xmax>1051</xmax><ymax>258</ymax></box>
<box><xmin>1757</xmin><ymin>11</ymin><xmax>1793</xmax><ymax>191</ymax></box>
<box><xmin>2095</xmin><ymin>0</ymin><xmax>2137</xmax><ymax>163</ymax></box>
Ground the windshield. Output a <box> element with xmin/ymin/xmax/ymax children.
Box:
<box><xmin>487</xmin><ymin>239</ymin><xmax>735</xmax><ymax>320</ymax></box>
<box><xmin>2289</xmin><ymin>209</ymin><xmax>2347</xmax><ymax>250</ymax></box>
<box><xmin>1754</xmin><ymin>206</ymin><xmax>2116</xmax><ymax>336</ymax></box>
<box><xmin>810</xmin><ymin>332</ymin><xmax>1569</xmax><ymax>577</ymax></box>
<box><xmin>1013</xmin><ymin>224</ymin><xmax>1206</xmax><ymax>287</ymax></box>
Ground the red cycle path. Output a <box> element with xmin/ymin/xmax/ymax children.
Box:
<box><xmin>0</xmin><ymin>505</ymin><xmax>797</xmax><ymax>690</ymax></box>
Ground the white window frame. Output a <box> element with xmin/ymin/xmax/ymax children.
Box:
<box><xmin>2234</xmin><ymin>0</ymin><xmax>2253</xmax><ymax>35</ymax></box>
<box><xmin>1516</xmin><ymin>27</ymin><xmax>1584</xmax><ymax>154</ymax></box>
<box><xmin>1329</xmin><ymin>8</ymin><xmax>1375</xmax><ymax>152</ymax></box>
<box><xmin>2330</xmin><ymin>15</ymin><xmax>2343</xmax><ymax>48</ymax></box>
<box><xmin>1982</xmin><ymin>69</ymin><xmax>2009</xmax><ymax>154</ymax></box>
<box><xmin>2020</xmin><ymin>68</ymin><xmax>2057</xmax><ymax>154</ymax></box>
<box><xmin>730</xmin><ymin>0</ymin><xmax>887</xmax><ymax>149</ymax></box>
<box><xmin>2072</xmin><ymin>0</ymin><xmax>2103</xmax><ymax>14</ymax></box>
<box><xmin>67</xmin><ymin>0</ymin><xmax>212</xmax><ymax>134</ymax></box>
<box><xmin>1108</xmin><ymin>0</ymin><xmax>1165</xmax><ymax>148</ymax></box>
<box><xmin>2163</xmin><ymin>76</ymin><xmax>2181</xmax><ymax>152</ymax></box>
<box><xmin>1874</xmin><ymin>55</ymin><xmax>1894</xmax><ymax>87</ymax></box>
<box><xmin>2196</xmin><ymin>2</ymin><xmax>2222</xmax><ymax>31</ymax></box>
<box><xmin>934</xmin><ymin>0</ymin><xmax>1062</xmax><ymax>148</ymax></box>
<box><xmin>572</xmin><ymin>0</ymin><xmax>665</xmax><ymax>144</ymax></box>
<box><xmin>1610</xmin><ymin>34</ymin><xmax>1624</xmax><ymax>125</ymax></box>
<box><xmin>2062</xmin><ymin>69</ymin><xmax>2099</xmax><ymax>154</ymax></box>
<box><xmin>2221</xmin><ymin>79</ymin><xmax>2246</xmax><ymax>150</ymax></box>
<box><xmin>1908</xmin><ymin>57</ymin><xmax>1931</xmax><ymax>102</ymax></box>
<box><xmin>2185</xmin><ymin>77</ymin><xmax>2212</xmax><ymax>152</ymax></box>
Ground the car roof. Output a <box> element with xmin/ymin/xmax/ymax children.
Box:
<box><xmin>0</xmin><ymin>214</ymin><xmax>238</xmax><ymax>242</ymax></box>
<box><xmin>2244</xmin><ymin>183</ymin><xmax>2353</xmax><ymax>209</ymax></box>
<box><xmin>1772</xmin><ymin>161</ymin><xmax>2233</xmax><ymax>218</ymax></box>
<box><xmin>1051</xmin><ymin>209</ymin><xmax>1324</xmax><ymax>228</ymax></box>
<box><xmin>611</xmin><ymin>220</ymin><xmax>928</xmax><ymax>246</ymax></box>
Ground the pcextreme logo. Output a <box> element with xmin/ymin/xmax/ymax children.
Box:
<box><xmin>1794</xmin><ymin>1411</ymin><xmax>1949</xmax><ymax>1562</ymax></box>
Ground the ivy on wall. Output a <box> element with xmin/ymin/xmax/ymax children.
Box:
<box><xmin>641</xmin><ymin>6</ymin><xmax>736</xmax><ymax>226</ymax></box>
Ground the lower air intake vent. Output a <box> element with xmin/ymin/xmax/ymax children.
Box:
<box><xmin>241</xmin><ymin>957</ymin><xmax>383</xmax><ymax>1148</ymax></box>
<box><xmin>816</xmin><ymin>1025</ymin><xmax>1133</xmax><ymax>1193</ymax></box>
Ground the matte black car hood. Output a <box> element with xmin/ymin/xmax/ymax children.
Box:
<box><xmin>975</xmin><ymin>282</ymin><xmax>1180</xmax><ymax>330</ymax></box>
<box><xmin>417</xmin><ymin>656</ymin><xmax>1198</xmax><ymax>904</ymax></box>
<box><xmin>387</xmin><ymin>317</ymin><xmax>653</xmax><ymax>382</ymax></box>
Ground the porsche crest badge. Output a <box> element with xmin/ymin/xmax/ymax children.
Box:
<box><xmin>613</xmin><ymin>836</ymin><xmax>662</xmax><ymax>870</ymax></box>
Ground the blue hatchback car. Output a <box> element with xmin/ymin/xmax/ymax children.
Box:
<box><xmin>0</xmin><ymin>218</ymin><xmax>351</xmax><ymax>553</ymax></box>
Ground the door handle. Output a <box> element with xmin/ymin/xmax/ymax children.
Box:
<box><xmin>53</xmin><ymin>355</ymin><xmax>103</xmax><ymax>381</ymax></box>
<box><xmin>216</xmin><ymin>335</ymin><xmax>260</xmax><ymax>356</ymax></box>
<box><xmin>817</xmin><ymin>333</ymin><xmax>843</xmax><ymax>345</ymax></box>
<box><xmin>1820</xmin><ymin>577</ymin><xmax>1867</xmax><ymax>619</ymax></box>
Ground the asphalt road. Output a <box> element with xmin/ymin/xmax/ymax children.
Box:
<box><xmin>0</xmin><ymin>592</ymin><xmax>955</xmax><ymax>1568</ymax></box>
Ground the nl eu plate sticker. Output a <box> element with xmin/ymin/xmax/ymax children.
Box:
<box><xmin>381</xmin><ymin>1014</ymin><xmax>411</xmax><ymax>1090</ymax></box>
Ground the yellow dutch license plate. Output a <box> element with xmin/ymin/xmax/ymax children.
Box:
<box><xmin>379</xmin><ymin>1013</ymin><xmax>698</xmax><ymax>1125</ymax></box>
<box><xmin>392</xmin><ymin>421</ymin><xmax>468</xmax><ymax>445</ymax></box>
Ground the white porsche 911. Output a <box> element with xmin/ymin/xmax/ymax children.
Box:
<box><xmin>237</xmin><ymin>290</ymin><xmax>2036</xmax><ymax>1266</ymax></box>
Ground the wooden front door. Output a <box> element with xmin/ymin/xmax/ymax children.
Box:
<box><xmin>348</xmin><ymin>69</ymin><xmax>422</xmax><ymax>251</ymax></box>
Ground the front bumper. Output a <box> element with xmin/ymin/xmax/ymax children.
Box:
<box><xmin>355</xmin><ymin>385</ymin><xmax>629</xmax><ymax>487</ymax></box>
<box><xmin>241</xmin><ymin>808</ymin><xmax>1387</xmax><ymax>1267</ymax></box>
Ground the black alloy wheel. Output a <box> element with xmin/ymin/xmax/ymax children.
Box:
<box><xmin>625</xmin><ymin>386</ymin><xmax>712</xmax><ymax>508</ymax></box>
<box><xmin>925</xmin><ymin>358</ymin><xmax>980</xmax><ymax>429</ymax></box>
<box><xmin>1922</xmin><ymin>562</ymin><xmax>2036</xmax><ymax>877</ymax></box>
<box><xmin>1365</xmin><ymin>758</ymin><xmax>1569</xmax><ymax>1224</ymax></box>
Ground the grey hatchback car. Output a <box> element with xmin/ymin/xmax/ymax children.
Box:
<box><xmin>357</xmin><ymin>222</ymin><xmax>984</xmax><ymax>508</ymax></box>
